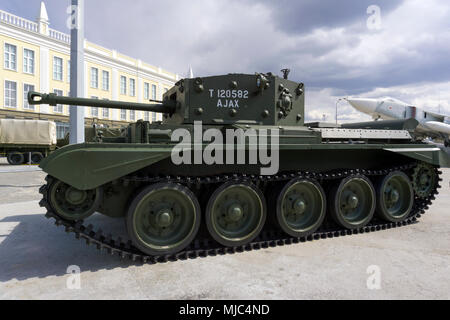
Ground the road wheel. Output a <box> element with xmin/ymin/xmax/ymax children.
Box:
<box><xmin>206</xmin><ymin>181</ymin><xmax>266</xmax><ymax>247</ymax></box>
<box><xmin>127</xmin><ymin>183</ymin><xmax>201</xmax><ymax>256</ymax></box>
<box><xmin>48</xmin><ymin>179</ymin><xmax>103</xmax><ymax>221</ymax></box>
<box><xmin>276</xmin><ymin>178</ymin><xmax>326</xmax><ymax>237</ymax></box>
<box><xmin>329</xmin><ymin>174</ymin><xmax>375</xmax><ymax>229</ymax></box>
<box><xmin>376</xmin><ymin>171</ymin><xmax>413</xmax><ymax>222</ymax></box>
<box><xmin>7</xmin><ymin>152</ymin><xmax>24</xmax><ymax>165</ymax></box>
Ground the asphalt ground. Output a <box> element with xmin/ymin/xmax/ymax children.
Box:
<box><xmin>0</xmin><ymin>157</ymin><xmax>449</xmax><ymax>299</ymax></box>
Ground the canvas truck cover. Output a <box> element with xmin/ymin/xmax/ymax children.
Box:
<box><xmin>0</xmin><ymin>119</ymin><xmax>57</xmax><ymax>145</ymax></box>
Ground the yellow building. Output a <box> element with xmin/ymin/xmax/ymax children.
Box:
<box><xmin>0</xmin><ymin>3</ymin><xmax>178</xmax><ymax>138</ymax></box>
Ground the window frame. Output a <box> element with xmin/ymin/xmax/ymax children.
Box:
<box><xmin>23</xmin><ymin>48</ymin><xmax>35</xmax><ymax>74</ymax></box>
<box><xmin>4</xmin><ymin>80</ymin><xmax>17</xmax><ymax>108</ymax></box>
<box><xmin>67</xmin><ymin>60</ymin><xmax>71</xmax><ymax>83</ymax></box>
<box><xmin>129</xmin><ymin>78</ymin><xmax>136</xmax><ymax>97</ymax></box>
<box><xmin>144</xmin><ymin>82</ymin><xmax>150</xmax><ymax>100</ymax></box>
<box><xmin>102</xmin><ymin>70</ymin><xmax>109</xmax><ymax>91</ymax></box>
<box><xmin>53</xmin><ymin>56</ymin><xmax>63</xmax><ymax>81</ymax></box>
<box><xmin>120</xmin><ymin>109</ymin><xmax>127</xmax><ymax>121</ymax></box>
<box><xmin>4</xmin><ymin>43</ymin><xmax>17</xmax><ymax>71</ymax></box>
<box><xmin>151</xmin><ymin>84</ymin><xmax>157</xmax><ymax>100</ymax></box>
<box><xmin>120</xmin><ymin>76</ymin><xmax>127</xmax><ymax>95</ymax></box>
<box><xmin>90</xmin><ymin>96</ymin><xmax>99</xmax><ymax>117</ymax></box>
<box><xmin>91</xmin><ymin>67</ymin><xmax>99</xmax><ymax>89</ymax></box>
<box><xmin>23</xmin><ymin>83</ymin><xmax>35</xmax><ymax>110</ymax></box>
<box><xmin>102</xmin><ymin>107</ymin><xmax>109</xmax><ymax>119</ymax></box>
<box><xmin>53</xmin><ymin>89</ymin><xmax>64</xmax><ymax>113</ymax></box>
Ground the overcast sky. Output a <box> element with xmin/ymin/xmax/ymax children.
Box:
<box><xmin>2</xmin><ymin>0</ymin><xmax>450</xmax><ymax>121</ymax></box>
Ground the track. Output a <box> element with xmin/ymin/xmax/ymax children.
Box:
<box><xmin>38</xmin><ymin>162</ymin><xmax>441</xmax><ymax>264</ymax></box>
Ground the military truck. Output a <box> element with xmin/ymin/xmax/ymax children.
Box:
<box><xmin>27</xmin><ymin>72</ymin><xmax>449</xmax><ymax>263</ymax></box>
<box><xmin>0</xmin><ymin>119</ymin><xmax>57</xmax><ymax>165</ymax></box>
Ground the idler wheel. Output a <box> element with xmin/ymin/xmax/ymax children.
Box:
<box><xmin>206</xmin><ymin>181</ymin><xmax>266</xmax><ymax>247</ymax></box>
<box><xmin>329</xmin><ymin>175</ymin><xmax>375</xmax><ymax>229</ymax></box>
<box><xmin>49</xmin><ymin>179</ymin><xmax>103</xmax><ymax>221</ymax></box>
<box><xmin>276</xmin><ymin>178</ymin><xmax>326</xmax><ymax>237</ymax></box>
<box><xmin>376</xmin><ymin>171</ymin><xmax>414</xmax><ymax>222</ymax></box>
<box><xmin>126</xmin><ymin>183</ymin><xmax>201</xmax><ymax>256</ymax></box>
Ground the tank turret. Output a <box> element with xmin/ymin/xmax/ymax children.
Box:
<box><xmin>28</xmin><ymin>73</ymin><xmax>305</xmax><ymax>126</ymax></box>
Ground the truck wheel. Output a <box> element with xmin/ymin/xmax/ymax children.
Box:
<box><xmin>31</xmin><ymin>152</ymin><xmax>44</xmax><ymax>164</ymax></box>
<box><xmin>7</xmin><ymin>152</ymin><xmax>25</xmax><ymax>165</ymax></box>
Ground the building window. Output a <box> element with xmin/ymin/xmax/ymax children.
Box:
<box><xmin>120</xmin><ymin>76</ymin><xmax>126</xmax><ymax>95</ymax></box>
<box><xmin>144</xmin><ymin>82</ymin><xmax>149</xmax><ymax>100</ymax></box>
<box><xmin>4</xmin><ymin>80</ymin><xmax>17</xmax><ymax>108</ymax></box>
<box><xmin>120</xmin><ymin>109</ymin><xmax>127</xmax><ymax>120</ymax></box>
<box><xmin>152</xmin><ymin>112</ymin><xmax>157</xmax><ymax>122</ymax></box>
<box><xmin>102</xmin><ymin>71</ymin><xmax>109</xmax><ymax>90</ymax></box>
<box><xmin>4</xmin><ymin>43</ymin><xmax>17</xmax><ymax>70</ymax></box>
<box><xmin>23</xmin><ymin>49</ymin><xmax>34</xmax><ymax>74</ymax></box>
<box><xmin>53</xmin><ymin>89</ymin><xmax>63</xmax><ymax>113</ymax></box>
<box><xmin>91</xmin><ymin>96</ymin><xmax>98</xmax><ymax>117</ymax></box>
<box><xmin>130</xmin><ymin>110</ymin><xmax>135</xmax><ymax>121</ymax></box>
<box><xmin>151</xmin><ymin>84</ymin><xmax>157</xmax><ymax>100</ymax></box>
<box><xmin>56</xmin><ymin>122</ymin><xmax>70</xmax><ymax>139</ymax></box>
<box><xmin>67</xmin><ymin>61</ymin><xmax>71</xmax><ymax>82</ymax></box>
<box><xmin>103</xmin><ymin>107</ymin><xmax>109</xmax><ymax>119</ymax></box>
<box><xmin>23</xmin><ymin>84</ymin><xmax>35</xmax><ymax>110</ymax></box>
<box><xmin>144</xmin><ymin>111</ymin><xmax>149</xmax><ymax>121</ymax></box>
<box><xmin>129</xmin><ymin>78</ymin><xmax>135</xmax><ymax>96</ymax></box>
<box><xmin>91</xmin><ymin>67</ymin><xmax>98</xmax><ymax>88</ymax></box>
<box><xmin>53</xmin><ymin>57</ymin><xmax>63</xmax><ymax>81</ymax></box>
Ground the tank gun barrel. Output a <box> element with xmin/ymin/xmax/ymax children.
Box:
<box><xmin>27</xmin><ymin>91</ymin><xmax>176</xmax><ymax>114</ymax></box>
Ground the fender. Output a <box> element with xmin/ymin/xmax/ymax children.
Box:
<box><xmin>40</xmin><ymin>143</ymin><xmax>172</xmax><ymax>190</ymax></box>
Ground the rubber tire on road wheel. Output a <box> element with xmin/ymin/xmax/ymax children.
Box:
<box><xmin>126</xmin><ymin>183</ymin><xmax>201</xmax><ymax>256</ymax></box>
<box><xmin>275</xmin><ymin>178</ymin><xmax>326</xmax><ymax>238</ymax></box>
<box><xmin>329</xmin><ymin>174</ymin><xmax>376</xmax><ymax>230</ymax></box>
<box><xmin>375</xmin><ymin>171</ymin><xmax>414</xmax><ymax>222</ymax></box>
<box><xmin>205</xmin><ymin>181</ymin><xmax>266</xmax><ymax>247</ymax></box>
<box><xmin>7</xmin><ymin>152</ymin><xmax>24</xmax><ymax>165</ymax></box>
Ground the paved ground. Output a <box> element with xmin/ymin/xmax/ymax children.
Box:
<box><xmin>0</xmin><ymin>157</ymin><xmax>449</xmax><ymax>300</ymax></box>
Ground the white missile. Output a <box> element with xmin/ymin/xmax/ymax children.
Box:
<box><xmin>345</xmin><ymin>97</ymin><xmax>450</xmax><ymax>147</ymax></box>
<box><xmin>424</xmin><ymin>121</ymin><xmax>450</xmax><ymax>135</ymax></box>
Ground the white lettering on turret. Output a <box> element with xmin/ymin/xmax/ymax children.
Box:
<box><xmin>216</xmin><ymin>99</ymin><xmax>240</xmax><ymax>108</ymax></box>
<box><xmin>210</xmin><ymin>89</ymin><xmax>248</xmax><ymax>108</ymax></box>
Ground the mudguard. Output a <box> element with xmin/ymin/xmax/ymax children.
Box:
<box><xmin>39</xmin><ymin>143</ymin><xmax>172</xmax><ymax>190</ymax></box>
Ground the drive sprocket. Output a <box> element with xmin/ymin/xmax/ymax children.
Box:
<box><xmin>411</xmin><ymin>163</ymin><xmax>438</xmax><ymax>199</ymax></box>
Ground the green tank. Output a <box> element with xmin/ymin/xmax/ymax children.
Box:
<box><xmin>28</xmin><ymin>72</ymin><xmax>449</xmax><ymax>263</ymax></box>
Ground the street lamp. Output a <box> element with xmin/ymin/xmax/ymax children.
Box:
<box><xmin>335</xmin><ymin>98</ymin><xmax>346</xmax><ymax>125</ymax></box>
